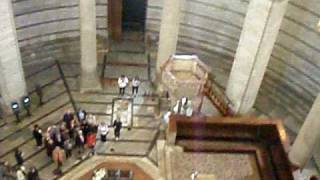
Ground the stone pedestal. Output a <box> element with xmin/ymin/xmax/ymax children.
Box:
<box><xmin>226</xmin><ymin>0</ymin><xmax>289</xmax><ymax>114</ymax></box>
<box><xmin>156</xmin><ymin>0</ymin><xmax>184</xmax><ymax>74</ymax></box>
<box><xmin>289</xmin><ymin>94</ymin><xmax>320</xmax><ymax>168</ymax></box>
<box><xmin>0</xmin><ymin>0</ymin><xmax>27</xmax><ymax>114</ymax></box>
<box><xmin>79</xmin><ymin>0</ymin><xmax>102</xmax><ymax>92</ymax></box>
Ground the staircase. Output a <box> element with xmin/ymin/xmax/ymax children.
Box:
<box><xmin>202</xmin><ymin>78</ymin><xmax>234</xmax><ymax>116</ymax></box>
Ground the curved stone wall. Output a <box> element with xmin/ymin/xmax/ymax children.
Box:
<box><xmin>12</xmin><ymin>0</ymin><xmax>108</xmax><ymax>47</ymax></box>
<box><xmin>146</xmin><ymin>0</ymin><xmax>248</xmax><ymax>85</ymax></box>
<box><xmin>8</xmin><ymin>0</ymin><xmax>320</xmax><ymax>133</ymax></box>
<box><xmin>255</xmin><ymin>0</ymin><xmax>320</xmax><ymax>134</ymax></box>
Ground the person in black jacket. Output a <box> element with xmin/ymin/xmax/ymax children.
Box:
<box><xmin>113</xmin><ymin>119</ymin><xmax>122</xmax><ymax>141</ymax></box>
<box><xmin>35</xmin><ymin>84</ymin><xmax>43</xmax><ymax>106</ymax></box>
<box><xmin>14</xmin><ymin>149</ymin><xmax>24</xmax><ymax>166</ymax></box>
<box><xmin>32</xmin><ymin>125</ymin><xmax>43</xmax><ymax>147</ymax></box>
<box><xmin>63</xmin><ymin>110</ymin><xmax>75</xmax><ymax>139</ymax></box>
<box><xmin>75</xmin><ymin>130</ymin><xmax>85</xmax><ymax>154</ymax></box>
<box><xmin>27</xmin><ymin>167</ymin><xmax>39</xmax><ymax>180</ymax></box>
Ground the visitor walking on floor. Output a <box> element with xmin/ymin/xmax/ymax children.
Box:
<box><xmin>52</xmin><ymin>146</ymin><xmax>65</xmax><ymax>175</ymax></box>
<box><xmin>98</xmin><ymin>122</ymin><xmax>109</xmax><ymax>142</ymax></box>
<box><xmin>27</xmin><ymin>167</ymin><xmax>39</xmax><ymax>180</ymax></box>
<box><xmin>131</xmin><ymin>76</ymin><xmax>141</xmax><ymax>96</ymax></box>
<box><xmin>14</xmin><ymin>149</ymin><xmax>24</xmax><ymax>166</ymax></box>
<box><xmin>118</xmin><ymin>75</ymin><xmax>129</xmax><ymax>96</ymax></box>
<box><xmin>113</xmin><ymin>119</ymin><xmax>122</xmax><ymax>141</ymax></box>
<box><xmin>32</xmin><ymin>124</ymin><xmax>43</xmax><ymax>148</ymax></box>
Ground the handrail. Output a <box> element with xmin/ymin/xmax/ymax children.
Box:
<box><xmin>202</xmin><ymin>76</ymin><xmax>234</xmax><ymax>116</ymax></box>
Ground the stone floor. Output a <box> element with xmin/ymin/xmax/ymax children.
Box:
<box><xmin>0</xmin><ymin>37</ymin><xmax>318</xmax><ymax>179</ymax></box>
<box><xmin>170</xmin><ymin>151</ymin><xmax>260</xmax><ymax>180</ymax></box>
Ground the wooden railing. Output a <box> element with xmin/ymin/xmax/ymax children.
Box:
<box><xmin>202</xmin><ymin>77</ymin><xmax>234</xmax><ymax>116</ymax></box>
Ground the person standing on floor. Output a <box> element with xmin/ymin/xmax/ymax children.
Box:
<box><xmin>113</xmin><ymin>119</ymin><xmax>122</xmax><ymax>141</ymax></box>
<box><xmin>44</xmin><ymin>137</ymin><xmax>55</xmax><ymax>158</ymax></box>
<box><xmin>75</xmin><ymin>129</ymin><xmax>85</xmax><ymax>154</ymax></box>
<box><xmin>77</xmin><ymin>109</ymin><xmax>87</xmax><ymax>123</ymax></box>
<box><xmin>52</xmin><ymin>146</ymin><xmax>65</xmax><ymax>175</ymax></box>
<box><xmin>98</xmin><ymin>122</ymin><xmax>109</xmax><ymax>142</ymax></box>
<box><xmin>63</xmin><ymin>109</ymin><xmax>75</xmax><ymax>139</ymax></box>
<box><xmin>27</xmin><ymin>166</ymin><xmax>39</xmax><ymax>180</ymax></box>
<box><xmin>131</xmin><ymin>76</ymin><xmax>141</xmax><ymax>96</ymax></box>
<box><xmin>14</xmin><ymin>149</ymin><xmax>24</xmax><ymax>166</ymax></box>
<box><xmin>32</xmin><ymin>124</ymin><xmax>43</xmax><ymax>148</ymax></box>
<box><xmin>63</xmin><ymin>138</ymin><xmax>73</xmax><ymax>159</ymax></box>
<box><xmin>118</xmin><ymin>75</ymin><xmax>129</xmax><ymax>96</ymax></box>
<box><xmin>16</xmin><ymin>166</ymin><xmax>26</xmax><ymax>180</ymax></box>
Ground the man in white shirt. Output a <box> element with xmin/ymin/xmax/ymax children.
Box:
<box><xmin>118</xmin><ymin>75</ymin><xmax>129</xmax><ymax>96</ymax></box>
<box><xmin>131</xmin><ymin>76</ymin><xmax>141</xmax><ymax>96</ymax></box>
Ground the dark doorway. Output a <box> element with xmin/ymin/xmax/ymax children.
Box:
<box><xmin>122</xmin><ymin>0</ymin><xmax>146</xmax><ymax>32</ymax></box>
<box><xmin>108</xmin><ymin>0</ymin><xmax>146</xmax><ymax>52</ymax></box>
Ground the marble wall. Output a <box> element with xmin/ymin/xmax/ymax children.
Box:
<box><xmin>12</xmin><ymin>0</ymin><xmax>108</xmax><ymax>47</ymax></box>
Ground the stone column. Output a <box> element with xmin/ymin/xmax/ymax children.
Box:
<box><xmin>289</xmin><ymin>94</ymin><xmax>320</xmax><ymax>168</ymax></box>
<box><xmin>0</xmin><ymin>0</ymin><xmax>27</xmax><ymax>114</ymax></box>
<box><xmin>156</xmin><ymin>0</ymin><xmax>184</xmax><ymax>74</ymax></box>
<box><xmin>226</xmin><ymin>0</ymin><xmax>289</xmax><ymax>114</ymax></box>
<box><xmin>80</xmin><ymin>0</ymin><xmax>102</xmax><ymax>92</ymax></box>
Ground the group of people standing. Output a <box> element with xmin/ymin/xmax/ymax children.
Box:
<box><xmin>12</xmin><ymin>109</ymin><xmax>100</xmax><ymax>179</ymax></box>
<box><xmin>97</xmin><ymin>119</ymin><xmax>122</xmax><ymax>142</ymax></box>
<box><xmin>13</xmin><ymin>107</ymin><xmax>126</xmax><ymax>179</ymax></box>
<box><xmin>118</xmin><ymin>75</ymin><xmax>141</xmax><ymax>96</ymax></box>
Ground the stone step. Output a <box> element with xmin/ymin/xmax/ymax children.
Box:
<box><xmin>110</xmin><ymin>40</ymin><xmax>145</xmax><ymax>53</ymax></box>
<box><xmin>95</xmin><ymin>141</ymin><xmax>150</xmax><ymax>156</ymax></box>
<box><xmin>24</xmin><ymin>61</ymin><xmax>56</xmax><ymax>78</ymax></box>
<box><xmin>133</xmin><ymin>117</ymin><xmax>160</xmax><ymax>128</ymax></box>
<box><xmin>72</xmin><ymin>91</ymin><xmax>159</xmax><ymax>106</ymax></box>
<box><xmin>0</xmin><ymin>93</ymin><xmax>70</xmax><ymax>141</ymax></box>
<box><xmin>39</xmin><ymin>149</ymin><xmax>91</xmax><ymax>180</ymax></box>
<box><xmin>107</xmin><ymin>52</ymin><xmax>148</xmax><ymax>65</ymax></box>
<box><xmin>24</xmin><ymin>149</ymin><xmax>52</xmax><ymax>171</ymax></box>
<box><xmin>0</xmin><ymin>103</ymin><xmax>72</xmax><ymax>158</ymax></box>
<box><xmin>101</xmin><ymin>128</ymin><xmax>158</xmax><ymax>142</ymax></box>
<box><xmin>29</xmin><ymin>79</ymin><xmax>66</xmax><ymax>104</ymax></box>
<box><xmin>26</xmin><ymin>65</ymin><xmax>61</xmax><ymax>92</ymax></box>
<box><xmin>0</xmin><ymin>137</ymin><xmax>39</xmax><ymax>166</ymax></box>
<box><xmin>103</xmin><ymin>65</ymin><xmax>148</xmax><ymax>80</ymax></box>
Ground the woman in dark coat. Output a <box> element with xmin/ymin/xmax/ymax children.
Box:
<box><xmin>113</xmin><ymin>119</ymin><xmax>122</xmax><ymax>141</ymax></box>
<box><xmin>75</xmin><ymin>130</ymin><xmax>85</xmax><ymax>154</ymax></box>
<box><xmin>32</xmin><ymin>125</ymin><xmax>43</xmax><ymax>147</ymax></box>
<box><xmin>27</xmin><ymin>167</ymin><xmax>39</xmax><ymax>180</ymax></box>
<box><xmin>14</xmin><ymin>149</ymin><xmax>24</xmax><ymax>166</ymax></box>
<box><xmin>44</xmin><ymin>138</ymin><xmax>55</xmax><ymax>158</ymax></box>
